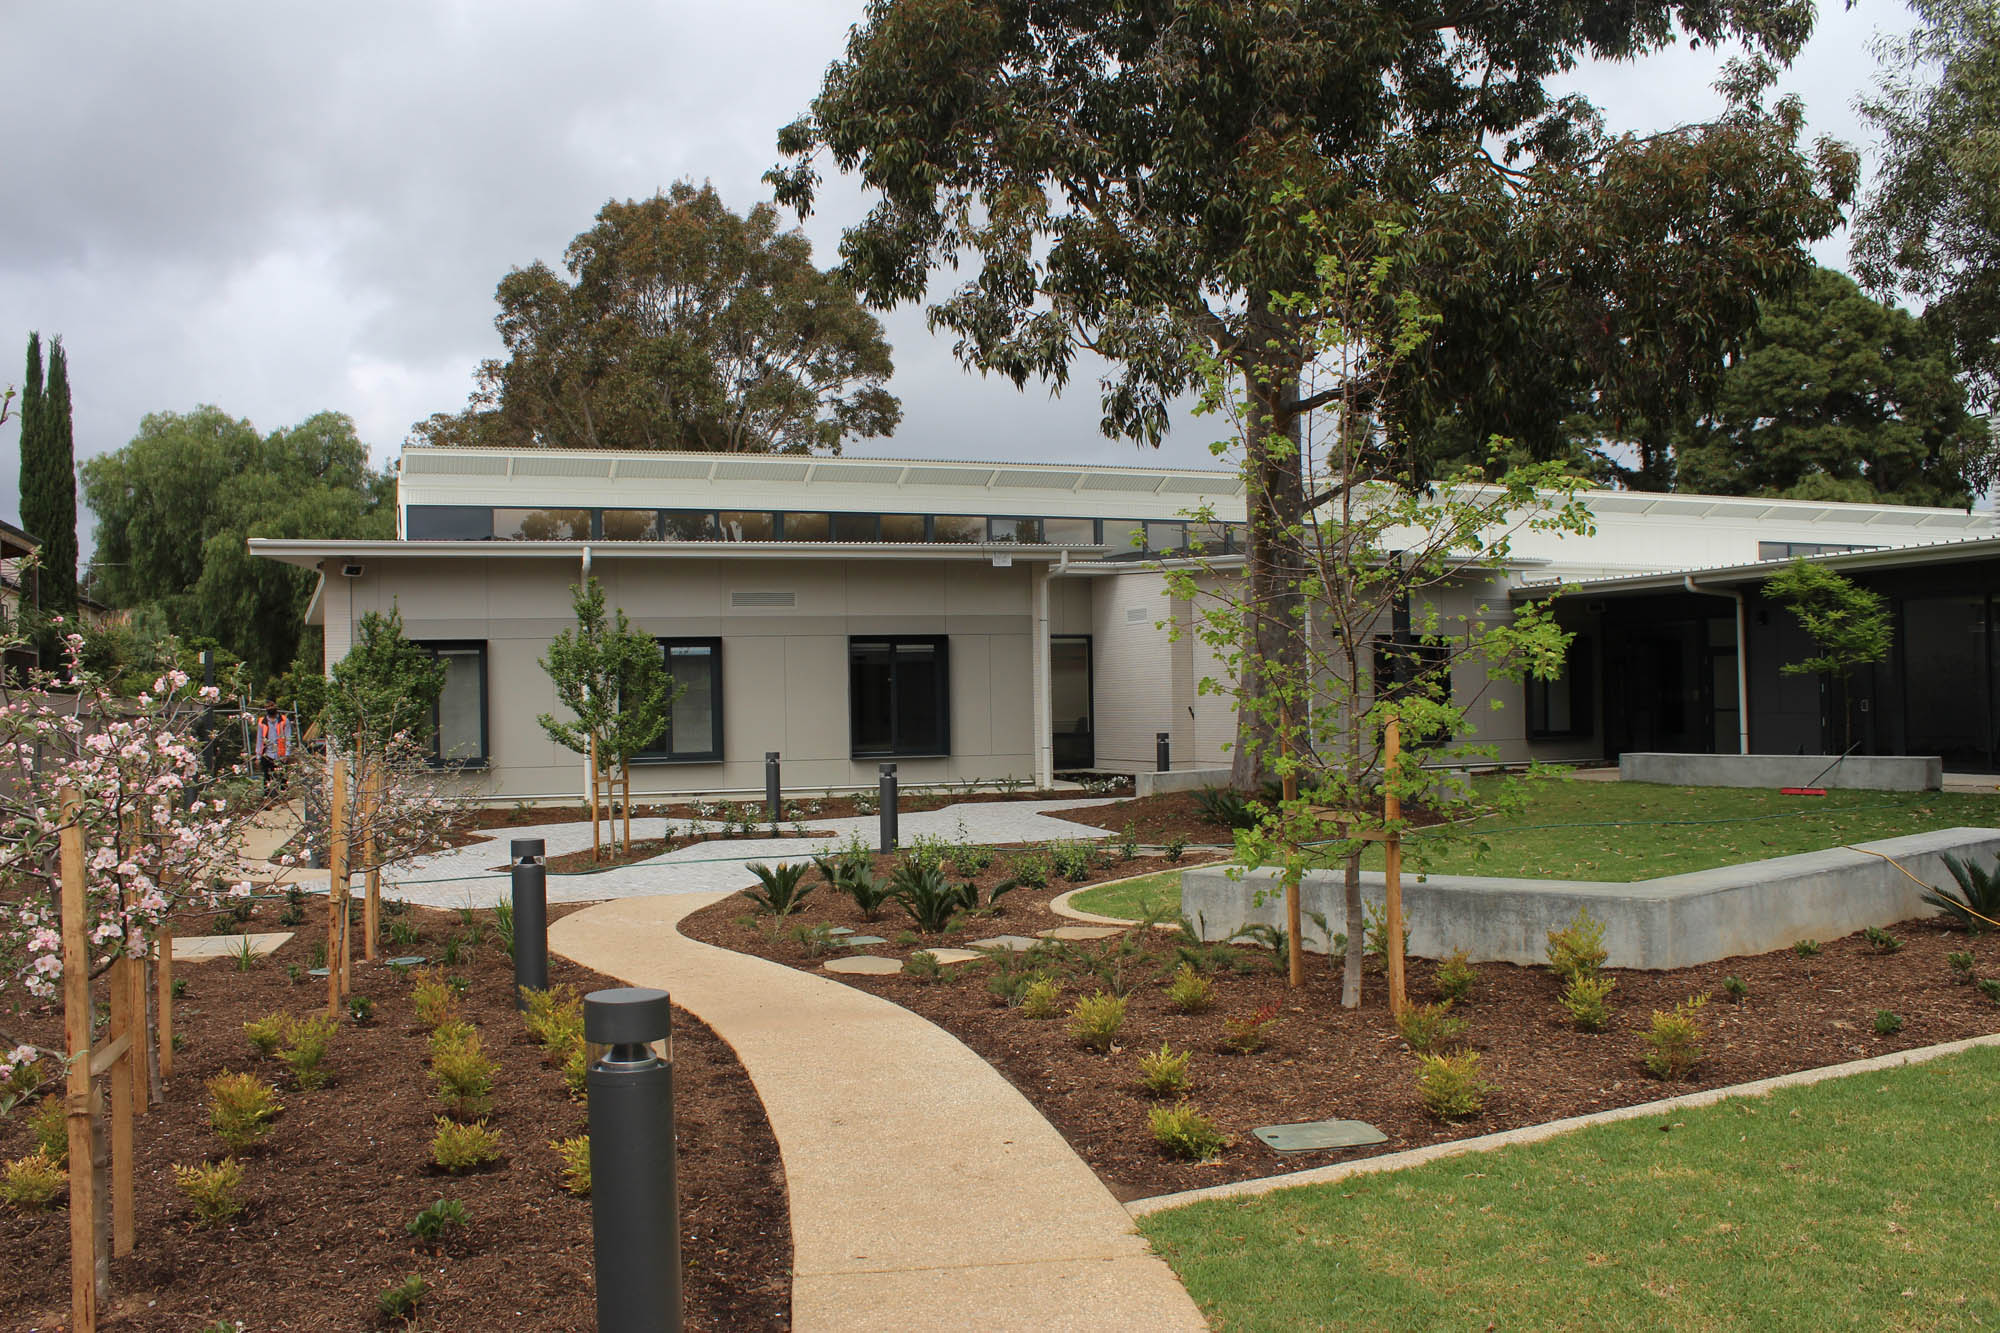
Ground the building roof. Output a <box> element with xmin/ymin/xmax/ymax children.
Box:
<box><xmin>1512</xmin><ymin>532</ymin><xmax>2000</xmax><ymax>600</ymax></box>
<box><xmin>247</xmin><ymin>537</ymin><xmax>1086</xmax><ymax>570</ymax></box>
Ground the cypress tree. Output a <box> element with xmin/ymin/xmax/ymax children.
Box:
<box><xmin>18</xmin><ymin>333</ymin><xmax>43</xmax><ymax>512</ymax></box>
<box><xmin>32</xmin><ymin>339</ymin><xmax>78</xmax><ymax>615</ymax></box>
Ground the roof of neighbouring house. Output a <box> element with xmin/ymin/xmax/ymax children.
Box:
<box><xmin>1512</xmin><ymin>532</ymin><xmax>2000</xmax><ymax>599</ymax></box>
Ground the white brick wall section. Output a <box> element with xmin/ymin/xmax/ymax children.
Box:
<box><xmin>1090</xmin><ymin>570</ymin><xmax>1179</xmax><ymax>773</ymax></box>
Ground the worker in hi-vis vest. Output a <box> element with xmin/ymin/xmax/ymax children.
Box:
<box><xmin>255</xmin><ymin>702</ymin><xmax>293</xmax><ymax>796</ymax></box>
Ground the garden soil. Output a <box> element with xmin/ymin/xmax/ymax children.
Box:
<box><xmin>0</xmin><ymin>903</ymin><xmax>790</xmax><ymax>1332</ymax></box>
<box><xmin>682</xmin><ymin>860</ymin><xmax>2000</xmax><ymax>1202</ymax></box>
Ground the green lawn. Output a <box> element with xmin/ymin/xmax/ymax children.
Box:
<box><xmin>1065</xmin><ymin>868</ymin><xmax>1183</xmax><ymax>921</ymax></box>
<box><xmin>1068</xmin><ymin>780</ymin><xmax>2000</xmax><ymax>917</ymax></box>
<box><xmin>1140</xmin><ymin>1045</ymin><xmax>2000</xmax><ymax>1332</ymax></box>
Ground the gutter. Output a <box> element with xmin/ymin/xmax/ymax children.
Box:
<box><xmin>1682</xmin><ymin>575</ymin><xmax>1751</xmax><ymax>755</ymax></box>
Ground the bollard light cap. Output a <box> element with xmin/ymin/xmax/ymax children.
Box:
<box><xmin>510</xmin><ymin>838</ymin><xmax>546</xmax><ymax>863</ymax></box>
<box><xmin>584</xmin><ymin>986</ymin><xmax>672</xmax><ymax>1044</ymax></box>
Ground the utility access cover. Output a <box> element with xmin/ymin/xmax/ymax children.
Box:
<box><xmin>1253</xmin><ymin>1119</ymin><xmax>1389</xmax><ymax>1154</ymax></box>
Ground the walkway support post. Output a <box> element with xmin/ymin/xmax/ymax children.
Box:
<box><xmin>511</xmin><ymin>839</ymin><xmax>549</xmax><ymax>1009</ymax></box>
<box><xmin>765</xmin><ymin>752</ymin><xmax>781</xmax><ymax>827</ymax></box>
<box><xmin>585</xmin><ymin>987</ymin><xmax>682</xmax><ymax>1333</ymax></box>
<box><xmin>878</xmin><ymin>763</ymin><xmax>898</xmax><ymax>853</ymax></box>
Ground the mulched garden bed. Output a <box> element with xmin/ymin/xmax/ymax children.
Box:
<box><xmin>1058</xmin><ymin>789</ymin><xmax>1464</xmax><ymax>849</ymax></box>
<box><xmin>537</xmin><ymin>831</ymin><xmax>837</xmax><ymax>876</ymax></box>
<box><xmin>681</xmin><ymin>869</ymin><xmax>2000</xmax><ymax>1203</ymax></box>
<box><xmin>0</xmin><ymin>903</ymin><xmax>790</xmax><ymax>1332</ymax></box>
<box><xmin>452</xmin><ymin>780</ymin><xmax>1132</xmax><ymax>834</ymax></box>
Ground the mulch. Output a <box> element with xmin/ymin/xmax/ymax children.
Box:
<box><xmin>680</xmin><ymin>868</ymin><xmax>2000</xmax><ymax>1203</ymax></box>
<box><xmin>1057</xmin><ymin>789</ymin><xmax>1462</xmax><ymax>848</ymax></box>
<box><xmin>0</xmin><ymin>903</ymin><xmax>790</xmax><ymax>1332</ymax></box>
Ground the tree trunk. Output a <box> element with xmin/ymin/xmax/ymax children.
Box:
<box><xmin>1341</xmin><ymin>849</ymin><xmax>1364</xmax><ymax>1009</ymax></box>
<box><xmin>1228</xmin><ymin>311</ymin><xmax>1309</xmax><ymax>791</ymax></box>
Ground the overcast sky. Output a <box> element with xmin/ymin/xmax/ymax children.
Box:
<box><xmin>0</xmin><ymin>1</ymin><xmax>1916</xmax><ymax>552</ymax></box>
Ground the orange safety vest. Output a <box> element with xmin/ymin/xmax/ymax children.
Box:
<box><xmin>257</xmin><ymin>714</ymin><xmax>291</xmax><ymax>759</ymax></box>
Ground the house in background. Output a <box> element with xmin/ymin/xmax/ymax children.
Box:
<box><xmin>1</xmin><ymin>519</ymin><xmax>39</xmax><ymax>683</ymax></box>
<box><xmin>247</xmin><ymin>445</ymin><xmax>2000</xmax><ymax>803</ymax></box>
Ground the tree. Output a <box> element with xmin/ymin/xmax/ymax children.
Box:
<box><xmin>323</xmin><ymin>607</ymin><xmax>447</xmax><ymax>751</ymax></box>
<box><xmin>412</xmin><ymin>183</ymin><xmax>901</xmax><ymax>455</ymax></box>
<box><xmin>1671</xmin><ymin>265</ymin><xmax>1995</xmax><ymax>505</ymax></box>
<box><xmin>1762</xmin><ymin>558</ymin><xmax>1892</xmax><ymax>752</ymax></box>
<box><xmin>80</xmin><ymin>407</ymin><xmax>394</xmax><ymax>682</ymax></box>
<box><xmin>538</xmin><ymin>579</ymin><xmax>676</xmax><ymax>858</ymax></box>
<box><xmin>1168</xmin><ymin>222</ymin><xmax>1589</xmax><ymax>1010</ymax></box>
<box><xmin>1854</xmin><ymin>0</ymin><xmax>2000</xmax><ymax>410</ymax></box>
<box><xmin>772</xmin><ymin>0</ymin><xmax>1856</xmax><ymax>787</ymax></box>
<box><xmin>25</xmin><ymin>339</ymin><xmax>78</xmax><ymax>618</ymax></box>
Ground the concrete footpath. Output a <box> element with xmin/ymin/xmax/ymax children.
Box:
<box><xmin>550</xmin><ymin>894</ymin><xmax>1208</xmax><ymax>1333</ymax></box>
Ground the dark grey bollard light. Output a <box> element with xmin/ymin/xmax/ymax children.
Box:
<box><xmin>765</xmin><ymin>751</ymin><xmax>781</xmax><ymax>826</ymax></box>
<box><xmin>585</xmin><ymin>987</ymin><xmax>682</xmax><ymax>1333</ymax></box>
<box><xmin>511</xmin><ymin>839</ymin><xmax>548</xmax><ymax>1009</ymax></box>
<box><xmin>878</xmin><ymin>762</ymin><xmax>898</xmax><ymax>853</ymax></box>
<box><xmin>1157</xmin><ymin>731</ymin><xmax>1172</xmax><ymax>773</ymax></box>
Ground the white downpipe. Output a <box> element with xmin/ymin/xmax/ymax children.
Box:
<box><xmin>1683</xmin><ymin>576</ymin><xmax>1751</xmax><ymax>755</ymax></box>
<box><xmin>1032</xmin><ymin>564</ymin><xmax>1054</xmax><ymax>789</ymax></box>
<box><xmin>580</xmin><ymin>545</ymin><xmax>594</xmax><ymax>803</ymax></box>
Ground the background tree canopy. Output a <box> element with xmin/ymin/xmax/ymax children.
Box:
<box><xmin>81</xmin><ymin>407</ymin><xmax>394</xmax><ymax>683</ymax></box>
<box><xmin>1854</xmin><ymin>0</ymin><xmax>2000</xmax><ymax>412</ymax></box>
<box><xmin>1655</xmin><ymin>265</ymin><xmax>1994</xmax><ymax>506</ymax></box>
<box><xmin>411</xmin><ymin>182</ymin><xmax>901</xmax><ymax>454</ymax></box>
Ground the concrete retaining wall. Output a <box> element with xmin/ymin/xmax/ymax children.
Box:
<box><xmin>1179</xmin><ymin>827</ymin><xmax>2000</xmax><ymax>970</ymax></box>
<box><xmin>1134</xmin><ymin>767</ymin><xmax>1232</xmax><ymax>798</ymax></box>
<box><xmin>1618</xmin><ymin>752</ymin><xmax>1942</xmax><ymax>792</ymax></box>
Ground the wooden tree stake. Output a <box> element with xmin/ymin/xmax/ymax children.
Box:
<box><xmin>1383</xmin><ymin>716</ymin><xmax>1408</xmax><ymax>1016</ymax></box>
<box><xmin>363</xmin><ymin>760</ymin><xmax>383</xmax><ymax>961</ymax></box>
<box><xmin>107</xmin><ymin>958</ymin><xmax>135</xmax><ymax>1257</ymax></box>
<box><xmin>59</xmin><ymin>787</ymin><xmax>100</xmax><ymax>1332</ymax></box>
<box><xmin>328</xmin><ymin>756</ymin><xmax>348</xmax><ymax>1015</ymax></box>
<box><xmin>155</xmin><ymin>923</ymin><xmax>174</xmax><ymax>1080</ymax></box>
<box><xmin>1279</xmin><ymin>706</ymin><xmax>1304</xmax><ymax>989</ymax></box>
<box><xmin>588</xmin><ymin>736</ymin><xmax>602</xmax><ymax>862</ymax></box>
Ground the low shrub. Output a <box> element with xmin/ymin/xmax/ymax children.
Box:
<box><xmin>1165</xmin><ymin>963</ymin><xmax>1215</xmax><ymax>1015</ymax></box>
<box><xmin>429</xmin><ymin>1023</ymin><xmax>497</xmax><ymax>1119</ymax></box>
<box><xmin>552</xmin><ymin>1135</ymin><xmax>591</xmax><ymax>1197</ymax></box>
<box><xmin>277</xmin><ymin>1013</ymin><xmax>338</xmax><ymax>1090</ymax></box>
<box><xmin>28</xmin><ymin>1094</ymin><xmax>66</xmax><ymax>1165</ymax></box>
<box><xmin>1049</xmin><ymin>839</ymin><xmax>1097</xmax><ymax>883</ymax></box>
<box><xmin>787</xmin><ymin>922</ymin><xmax>841</xmax><ymax>959</ymax></box>
<box><xmin>560</xmin><ymin>1040</ymin><xmax>591</xmax><ymax>1099</ymax></box>
<box><xmin>173</xmin><ymin>1158</ymin><xmax>247</xmax><ymax>1226</ymax></box>
<box><xmin>1980</xmin><ymin>978</ymin><xmax>2000</xmax><ymax>1004</ymax></box>
<box><xmin>901</xmin><ymin>950</ymin><xmax>944</xmax><ymax>981</ymax></box>
<box><xmin>347</xmin><ymin>995</ymin><xmax>375</xmax><ymax>1025</ymax></box>
<box><xmin>1559</xmin><ymin>974</ymin><xmax>1616</xmax><ymax>1033</ymax></box>
<box><xmin>1137</xmin><ymin>1042</ymin><xmax>1191</xmax><ymax>1097</ymax></box>
<box><xmin>1164</xmin><ymin>837</ymin><xmax>1188</xmax><ymax>864</ymax></box>
<box><xmin>743</xmin><ymin>861</ymin><xmax>816</xmax><ymax>917</ymax></box>
<box><xmin>1947</xmin><ymin>951</ymin><xmax>1976</xmax><ymax>984</ymax></box>
<box><xmin>1395</xmin><ymin>1001</ymin><xmax>1469</xmax><ymax>1053</ymax></box>
<box><xmin>1433</xmin><ymin>949</ymin><xmax>1477</xmax><ymax>1003</ymax></box>
<box><xmin>243</xmin><ymin>1012</ymin><xmax>290</xmax><ymax>1058</ymax></box>
<box><xmin>1721</xmin><ymin>975</ymin><xmax>1749</xmax><ymax>1003</ymax></box>
<box><xmin>1</xmin><ymin>1152</ymin><xmax>63</xmax><ymax>1211</ymax></box>
<box><xmin>405</xmin><ymin>1197</ymin><xmax>469</xmax><ymax>1249</ymax></box>
<box><xmin>1149</xmin><ymin>1101</ymin><xmax>1227</xmax><ymax>1160</ymax></box>
<box><xmin>1008</xmin><ymin>849</ymin><xmax>1052</xmax><ymax>889</ymax></box>
<box><xmin>1874</xmin><ymin>1010</ymin><xmax>1905</xmax><ymax>1035</ymax></box>
<box><xmin>1364</xmin><ymin>902</ymin><xmax>1410</xmax><ymax>966</ymax></box>
<box><xmin>1642</xmin><ymin>994</ymin><xmax>1710</xmax><ymax>1080</ymax></box>
<box><xmin>206</xmin><ymin>1071</ymin><xmax>283</xmax><ymax>1152</ymax></box>
<box><xmin>411</xmin><ymin>970</ymin><xmax>462</xmax><ymax>1030</ymax></box>
<box><xmin>1546</xmin><ymin>907</ymin><xmax>1608</xmax><ymax>982</ymax></box>
<box><xmin>1862</xmin><ymin>926</ymin><xmax>1903</xmax><ymax>955</ymax></box>
<box><xmin>522</xmin><ymin>985</ymin><xmax>584</xmax><ymax>1050</ymax></box>
<box><xmin>492</xmin><ymin>896</ymin><xmax>516</xmax><ymax>960</ymax></box>
<box><xmin>1017</xmin><ymin>977</ymin><xmax>1061</xmax><ymax>1020</ymax></box>
<box><xmin>1194</xmin><ymin>786</ymin><xmax>1259</xmax><ymax>831</ymax></box>
<box><xmin>892</xmin><ymin>862</ymin><xmax>975</xmax><ymax>934</ymax></box>
<box><xmin>378</xmin><ymin>1274</ymin><xmax>427</xmax><ymax>1323</ymax></box>
<box><xmin>1220</xmin><ymin>1003</ymin><xmax>1281</xmax><ymax>1055</ymax></box>
<box><xmin>430</xmin><ymin>1117</ymin><xmax>503</xmax><ymax>1173</ymax></box>
<box><xmin>1066</xmin><ymin>991</ymin><xmax>1128</xmax><ymax>1052</ymax></box>
<box><xmin>1415</xmin><ymin>1050</ymin><xmax>1495</xmax><ymax>1121</ymax></box>
<box><xmin>1923</xmin><ymin>852</ymin><xmax>2000</xmax><ymax>933</ymax></box>
<box><xmin>1116</xmin><ymin>825</ymin><xmax>1139</xmax><ymax>862</ymax></box>
<box><xmin>1793</xmin><ymin>939</ymin><xmax>1822</xmax><ymax>958</ymax></box>
<box><xmin>947</xmin><ymin>843</ymin><xmax>995</xmax><ymax>878</ymax></box>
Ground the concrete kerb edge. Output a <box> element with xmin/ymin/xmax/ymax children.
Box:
<box><xmin>1048</xmin><ymin>858</ymin><xmax>1237</xmax><ymax>928</ymax></box>
<box><xmin>1124</xmin><ymin>1030</ymin><xmax>2000</xmax><ymax>1219</ymax></box>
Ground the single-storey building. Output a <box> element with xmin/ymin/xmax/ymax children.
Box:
<box><xmin>247</xmin><ymin>446</ymin><xmax>2000</xmax><ymax>801</ymax></box>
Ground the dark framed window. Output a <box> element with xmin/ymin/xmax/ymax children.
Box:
<box><xmin>1041</xmin><ymin>517</ymin><xmax>1099</xmax><ymax>546</ymax></box>
<box><xmin>417</xmin><ymin>641</ymin><xmax>488</xmax><ymax>766</ymax></box>
<box><xmin>1528</xmin><ymin>635</ymin><xmax>1596</xmax><ymax>739</ymax></box>
<box><xmin>850</xmin><ymin>636</ymin><xmax>951</xmax><ymax>757</ymax></box>
<box><xmin>633</xmin><ymin>638</ymin><xmax>724</xmax><ymax>763</ymax></box>
<box><xmin>988</xmin><ymin>516</ymin><xmax>1042</xmax><ymax>543</ymax></box>
<box><xmin>662</xmin><ymin>510</ymin><xmax>719</xmax><ymax>540</ymax></box>
<box><xmin>601</xmin><ymin>509</ymin><xmax>661</xmax><ymax>541</ymax></box>
<box><xmin>831</xmin><ymin>512</ymin><xmax>878</xmax><ymax>541</ymax></box>
<box><xmin>780</xmin><ymin>512</ymin><xmax>831</xmax><ymax>541</ymax></box>
<box><xmin>1757</xmin><ymin>541</ymin><xmax>1877</xmax><ymax>561</ymax></box>
<box><xmin>406</xmin><ymin>505</ymin><xmax>495</xmax><ymax>540</ymax></box>
<box><xmin>879</xmin><ymin>513</ymin><xmax>927</xmax><ymax>542</ymax></box>
<box><xmin>1372</xmin><ymin>634</ymin><xmax>1453</xmax><ymax>704</ymax></box>
<box><xmin>494</xmin><ymin>507</ymin><xmax>591</xmax><ymax>541</ymax></box>
<box><xmin>932</xmin><ymin>514</ymin><xmax>983</xmax><ymax>543</ymax></box>
<box><xmin>720</xmin><ymin>511</ymin><xmax>775</xmax><ymax>541</ymax></box>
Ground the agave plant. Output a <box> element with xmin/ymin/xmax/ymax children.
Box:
<box><xmin>891</xmin><ymin>861</ymin><xmax>975</xmax><ymax>934</ymax></box>
<box><xmin>743</xmin><ymin>862</ymin><xmax>815</xmax><ymax>918</ymax></box>
<box><xmin>1924</xmin><ymin>853</ymin><xmax>2000</xmax><ymax>934</ymax></box>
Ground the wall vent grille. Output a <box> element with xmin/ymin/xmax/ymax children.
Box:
<box><xmin>730</xmin><ymin>590</ymin><xmax>798</xmax><ymax>609</ymax></box>
<box><xmin>1125</xmin><ymin>605</ymin><xmax>1151</xmax><ymax>623</ymax></box>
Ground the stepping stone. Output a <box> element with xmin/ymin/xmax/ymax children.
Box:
<box><xmin>1252</xmin><ymin>1119</ymin><xmax>1389</xmax><ymax>1154</ymax></box>
<box><xmin>966</xmin><ymin>935</ymin><xmax>1040</xmax><ymax>952</ymax></box>
<box><xmin>914</xmin><ymin>948</ymin><xmax>981</xmax><ymax>966</ymax></box>
<box><xmin>307</xmin><ymin>967</ymin><xmax>331</xmax><ymax>979</ymax></box>
<box><xmin>1038</xmin><ymin>926</ymin><xmax>1124</xmax><ymax>941</ymax></box>
<box><xmin>823</xmin><ymin>955</ymin><xmax>903</xmax><ymax>975</ymax></box>
<box><xmin>173</xmin><ymin>932</ymin><xmax>293</xmax><ymax>962</ymax></box>
<box><xmin>839</xmin><ymin>935</ymin><xmax>890</xmax><ymax>947</ymax></box>
<box><xmin>825</xmin><ymin>926</ymin><xmax>855</xmax><ymax>936</ymax></box>
<box><xmin>384</xmin><ymin>955</ymin><xmax>428</xmax><ymax>968</ymax></box>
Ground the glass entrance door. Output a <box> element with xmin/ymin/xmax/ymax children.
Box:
<box><xmin>1051</xmin><ymin>636</ymin><xmax>1094</xmax><ymax>769</ymax></box>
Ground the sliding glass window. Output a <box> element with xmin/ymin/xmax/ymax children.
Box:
<box><xmin>632</xmin><ymin>638</ymin><xmax>724</xmax><ymax>762</ymax></box>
